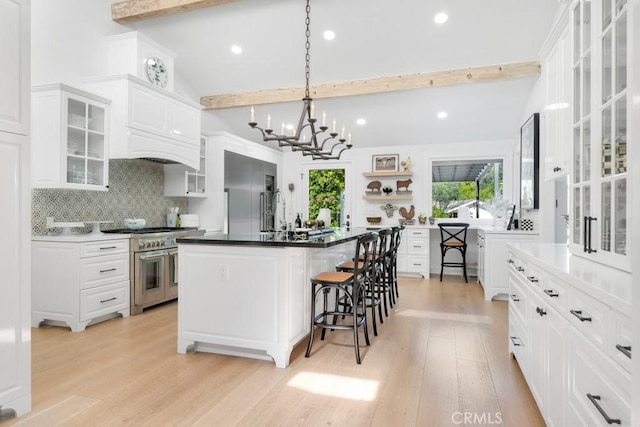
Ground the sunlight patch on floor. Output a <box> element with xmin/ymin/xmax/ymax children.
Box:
<box><xmin>287</xmin><ymin>372</ymin><xmax>379</xmax><ymax>401</ymax></box>
<box><xmin>395</xmin><ymin>308</ymin><xmax>492</xmax><ymax>324</ymax></box>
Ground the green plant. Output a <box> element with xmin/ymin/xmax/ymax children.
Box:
<box><xmin>308</xmin><ymin>169</ymin><xmax>345</xmax><ymax>227</ymax></box>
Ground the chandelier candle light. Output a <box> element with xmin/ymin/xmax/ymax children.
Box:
<box><xmin>248</xmin><ymin>0</ymin><xmax>352</xmax><ymax>160</ymax></box>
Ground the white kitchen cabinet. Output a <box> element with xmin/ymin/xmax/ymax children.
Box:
<box><xmin>569</xmin><ymin>0</ymin><xmax>631</xmax><ymax>272</ymax></box>
<box><xmin>0</xmin><ymin>0</ymin><xmax>29</xmax><ymax>135</ymax></box>
<box><xmin>0</xmin><ymin>0</ymin><xmax>30</xmax><ymax>418</ymax></box>
<box><xmin>32</xmin><ymin>236</ymin><xmax>130</xmax><ymax>332</ymax></box>
<box><xmin>478</xmin><ymin>229</ymin><xmax>538</xmax><ymax>301</ymax></box>
<box><xmin>165</xmin><ymin>135</ymin><xmax>207</xmax><ymax>197</ymax></box>
<box><xmin>31</xmin><ymin>84</ymin><xmax>110</xmax><ymax>190</ymax></box>
<box><xmin>397</xmin><ymin>226</ymin><xmax>429</xmax><ymax>277</ymax></box>
<box><xmin>542</xmin><ymin>8</ymin><xmax>572</xmax><ymax>180</ymax></box>
<box><xmin>82</xmin><ymin>74</ymin><xmax>201</xmax><ymax>170</ymax></box>
<box><xmin>508</xmin><ymin>242</ymin><xmax>632</xmax><ymax>426</ymax></box>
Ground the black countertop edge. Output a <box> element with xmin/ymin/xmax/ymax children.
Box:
<box><xmin>176</xmin><ymin>228</ymin><xmax>379</xmax><ymax>248</ymax></box>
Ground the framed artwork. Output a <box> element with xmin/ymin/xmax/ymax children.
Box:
<box><xmin>372</xmin><ymin>154</ymin><xmax>399</xmax><ymax>172</ymax></box>
<box><xmin>520</xmin><ymin>113</ymin><xmax>540</xmax><ymax>210</ymax></box>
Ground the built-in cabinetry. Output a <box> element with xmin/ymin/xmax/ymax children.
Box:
<box><xmin>542</xmin><ymin>6</ymin><xmax>572</xmax><ymax>180</ymax></box>
<box><xmin>82</xmin><ymin>74</ymin><xmax>202</xmax><ymax>170</ymax></box>
<box><xmin>569</xmin><ymin>0</ymin><xmax>630</xmax><ymax>272</ymax></box>
<box><xmin>362</xmin><ymin>171</ymin><xmax>413</xmax><ymax>200</ymax></box>
<box><xmin>397</xmin><ymin>227</ymin><xmax>429</xmax><ymax>277</ymax></box>
<box><xmin>508</xmin><ymin>242</ymin><xmax>631</xmax><ymax>426</ymax></box>
<box><xmin>165</xmin><ymin>135</ymin><xmax>207</xmax><ymax>197</ymax></box>
<box><xmin>32</xmin><ymin>236</ymin><xmax>130</xmax><ymax>332</ymax></box>
<box><xmin>0</xmin><ymin>0</ymin><xmax>31</xmax><ymax>417</ymax></box>
<box><xmin>477</xmin><ymin>228</ymin><xmax>538</xmax><ymax>301</ymax></box>
<box><xmin>31</xmin><ymin>84</ymin><xmax>110</xmax><ymax>190</ymax></box>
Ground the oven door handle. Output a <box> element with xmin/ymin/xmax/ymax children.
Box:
<box><xmin>168</xmin><ymin>250</ymin><xmax>178</xmax><ymax>256</ymax></box>
<box><xmin>138</xmin><ymin>250</ymin><xmax>169</xmax><ymax>260</ymax></box>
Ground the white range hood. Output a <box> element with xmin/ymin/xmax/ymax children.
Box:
<box><xmin>83</xmin><ymin>74</ymin><xmax>201</xmax><ymax>169</ymax></box>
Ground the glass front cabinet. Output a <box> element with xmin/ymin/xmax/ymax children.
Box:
<box><xmin>32</xmin><ymin>84</ymin><xmax>110</xmax><ymax>191</ymax></box>
<box><xmin>570</xmin><ymin>0</ymin><xmax>630</xmax><ymax>272</ymax></box>
<box><xmin>164</xmin><ymin>136</ymin><xmax>207</xmax><ymax>197</ymax></box>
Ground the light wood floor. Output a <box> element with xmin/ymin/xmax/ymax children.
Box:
<box><xmin>5</xmin><ymin>276</ymin><xmax>544</xmax><ymax>427</ymax></box>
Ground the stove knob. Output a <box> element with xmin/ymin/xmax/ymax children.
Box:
<box><xmin>139</xmin><ymin>242</ymin><xmax>147</xmax><ymax>249</ymax></box>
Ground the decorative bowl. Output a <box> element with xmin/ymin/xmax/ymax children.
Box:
<box><xmin>124</xmin><ymin>218</ymin><xmax>146</xmax><ymax>229</ymax></box>
<box><xmin>367</xmin><ymin>216</ymin><xmax>382</xmax><ymax>224</ymax></box>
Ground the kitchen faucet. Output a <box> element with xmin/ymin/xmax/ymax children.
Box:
<box><xmin>272</xmin><ymin>188</ymin><xmax>287</xmax><ymax>231</ymax></box>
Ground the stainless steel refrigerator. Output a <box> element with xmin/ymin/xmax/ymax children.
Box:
<box><xmin>224</xmin><ymin>151</ymin><xmax>277</xmax><ymax>234</ymax></box>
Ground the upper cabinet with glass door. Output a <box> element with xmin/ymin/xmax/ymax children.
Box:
<box><xmin>32</xmin><ymin>84</ymin><xmax>111</xmax><ymax>191</ymax></box>
<box><xmin>569</xmin><ymin>0</ymin><xmax>630</xmax><ymax>272</ymax></box>
<box><xmin>164</xmin><ymin>136</ymin><xmax>207</xmax><ymax>197</ymax></box>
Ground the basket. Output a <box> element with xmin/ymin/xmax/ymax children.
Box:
<box><xmin>366</xmin><ymin>216</ymin><xmax>382</xmax><ymax>224</ymax></box>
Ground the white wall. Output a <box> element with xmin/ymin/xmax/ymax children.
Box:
<box><xmin>31</xmin><ymin>0</ymin><xmax>199</xmax><ymax>101</ymax></box>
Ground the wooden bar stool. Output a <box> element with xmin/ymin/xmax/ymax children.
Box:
<box><xmin>438</xmin><ymin>223</ymin><xmax>470</xmax><ymax>283</ymax></box>
<box><xmin>389</xmin><ymin>225</ymin><xmax>405</xmax><ymax>301</ymax></box>
<box><xmin>305</xmin><ymin>231</ymin><xmax>379</xmax><ymax>364</ymax></box>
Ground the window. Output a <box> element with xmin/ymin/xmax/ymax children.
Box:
<box><xmin>432</xmin><ymin>160</ymin><xmax>503</xmax><ymax>219</ymax></box>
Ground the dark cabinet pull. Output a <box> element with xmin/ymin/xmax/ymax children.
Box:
<box><xmin>507</xmin><ymin>259</ymin><xmax>514</xmax><ymax>264</ymax></box>
<box><xmin>99</xmin><ymin>246</ymin><xmax>117</xmax><ymax>250</ymax></box>
<box><xmin>516</xmin><ymin>266</ymin><xmax>525</xmax><ymax>272</ymax></box>
<box><xmin>510</xmin><ymin>294</ymin><xmax>520</xmax><ymax>302</ymax></box>
<box><xmin>586</xmin><ymin>394</ymin><xmax>621</xmax><ymax>425</ymax></box>
<box><xmin>99</xmin><ymin>268</ymin><xmax>117</xmax><ymax>273</ymax></box>
<box><xmin>536</xmin><ymin>307</ymin><xmax>547</xmax><ymax>316</ymax></box>
<box><xmin>100</xmin><ymin>297</ymin><xmax>117</xmax><ymax>303</ymax></box>
<box><xmin>587</xmin><ymin>217</ymin><xmax>598</xmax><ymax>253</ymax></box>
<box><xmin>544</xmin><ymin>289</ymin><xmax>559</xmax><ymax>297</ymax></box>
<box><xmin>570</xmin><ymin>309</ymin><xmax>592</xmax><ymax>322</ymax></box>
<box><xmin>527</xmin><ymin>276</ymin><xmax>538</xmax><ymax>283</ymax></box>
<box><xmin>509</xmin><ymin>336</ymin><xmax>523</xmax><ymax>347</ymax></box>
<box><xmin>615</xmin><ymin>344</ymin><xmax>631</xmax><ymax>359</ymax></box>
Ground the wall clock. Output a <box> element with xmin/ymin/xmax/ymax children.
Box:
<box><xmin>145</xmin><ymin>57</ymin><xmax>168</xmax><ymax>88</ymax></box>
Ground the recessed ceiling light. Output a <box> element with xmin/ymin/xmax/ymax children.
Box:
<box><xmin>437</xmin><ymin>111</ymin><xmax>448</xmax><ymax>119</ymax></box>
<box><xmin>231</xmin><ymin>45</ymin><xmax>243</xmax><ymax>54</ymax></box>
<box><xmin>323</xmin><ymin>30</ymin><xmax>336</xmax><ymax>41</ymax></box>
<box><xmin>434</xmin><ymin>12</ymin><xmax>448</xmax><ymax>24</ymax></box>
<box><xmin>356</xmin><ymin>118</ymin><xmax>366</xmax><ymax>125</ymax></box>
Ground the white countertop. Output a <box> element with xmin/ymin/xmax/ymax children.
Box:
<box><xmin>396</xmin><ymin>223</ymin><xmax>539</xmax><ymax>234</ymax></box>
<box><xmin>32</xmin><ymin>233</ymin><xmax>131</xmax><ymax>242</ymax></box>
<box><xmin>508</xmin><ymin>242</ymin><xmax>632</xmax><ymax>316</ymax></box>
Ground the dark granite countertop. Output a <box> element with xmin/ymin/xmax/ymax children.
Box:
<box><xmin>176</xmin><ymin>227</ymin><xmax>378</xmax><ymax>248</ymax></box>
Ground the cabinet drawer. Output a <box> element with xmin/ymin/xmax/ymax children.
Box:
<box><xmin>538</xmin><ymin>273</ymin><xmax>568</xmax><ymax>314</ymax></box>
<box><xmin>406</xmin><ymin>256</ymin><xmax>428</xmax><ymax>272</ymax></box>
<box><xmin>407</xmin><ymin>228</ymin><xmax>429</xmax><ymax>238</ymax></box>
<box><xmin>80</xmin><ymin>253</ymin><xmax>129</xmax><ymax>290</ymax></box>
<box><xmin>609</xmin><ymin>310</ymin><xmax>632</xmax><ymax>374</ymax></box>
<box><xmin>80</xmin><ymin>239</ymin><xmax>129</xmax><ymax>257</ymax></box>
<box><xmin>508</xmin><ymin>314</ymin><xmax>529</xmax><ymax>377</ymax></box>
<box><xmin>569</xmin><ymin>328</ymin><xmax>630</xmax><ymax>426</ymax></box>
<box><xmin>508</xmin><ymin>273</ymin><xmax>529</xmax><ymax>326</ymax></box>
<box><xmin>407</xmin><ymin>238</ymin><xmax>428</xmax><ymax>254</ymax></box>
<box><xmin>567</xmin><ymin>287</ymin><xmax>610</xmax><ymax>351</ymax></box>
<box><xmin>80</xmin><ymin>281</ymin><xmax>129</xmax><ymax>321</ymax></box>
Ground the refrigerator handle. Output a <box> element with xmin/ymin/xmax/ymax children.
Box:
<box><xmin>260</xmin><ymin>192</ymin><xmax>265</xmax><ymax>231</ymax></box>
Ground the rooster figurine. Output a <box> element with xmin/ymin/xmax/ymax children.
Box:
<box><xmin>400</xmin><ymin>156</ymin><xmax>412</xmax><ymax>172</ymax></box>
<box><xmin>399</xmin><ymin>204</ymin><xmax>415</xmax><ymax>219</ymax></box>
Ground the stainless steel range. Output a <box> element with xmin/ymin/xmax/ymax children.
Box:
<box><xmin>102</xmin><ymin>227</ymin><xmax>204</xmax><ymax>315</ymax></box>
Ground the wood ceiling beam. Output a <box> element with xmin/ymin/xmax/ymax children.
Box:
<box><xmin>200</xmin><ymin>61</ymin><xmax>540</xmax><ymax>110</ymax></box>
<box><xmin>111</xmin><ymin>0</ymin><xmax>237</xmax><ymax>24</ymax></box>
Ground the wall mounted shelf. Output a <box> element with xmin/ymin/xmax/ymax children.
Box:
<box><xmin>363</xmin><ymin>171</ymin><xmax>412</xmax><ymax>178</ymax></box>
<box><xmin>362</xmin><ymin>195</ymin><xmax>412</xmax><ymax>201</ymax></box>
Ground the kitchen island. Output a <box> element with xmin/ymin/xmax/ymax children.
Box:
<box><xmin>175</xmin><ymin>228</ymin><xmax>370</xmax><ymax>368</ymax></box>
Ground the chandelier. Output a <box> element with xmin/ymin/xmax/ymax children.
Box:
<box><xmin>248</xmin><ymin>0</ymin><xmax>352</xmax><ymax>160</ymax></box>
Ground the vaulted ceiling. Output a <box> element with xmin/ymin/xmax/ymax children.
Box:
<box><xmin>118</xmin><ymin>0</ymin><xmax>562</xmax><ymax>149</ymax></box>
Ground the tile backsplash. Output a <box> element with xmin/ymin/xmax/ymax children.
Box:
<box><xmin>32</xmin><ymin>159</ymin><xmax>189</xmax><ymax>235</ymax></box>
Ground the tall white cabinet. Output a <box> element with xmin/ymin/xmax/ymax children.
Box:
<box><xmin>0</xmin><ymin>0</ymin><xmax>31</xmax><ymax>418</ymax></box>
<box><xmin>569</xmin><ymin>0</ymin><xmax>631</xmax><ymax>272</ymax></box>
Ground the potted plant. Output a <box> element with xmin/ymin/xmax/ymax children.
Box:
<box><xmin>418</xmin><ymin>213</ymin><xmax>427</xmax><ymax>225</ymax></box>
<box><xmin>428</xmin><ymin>216</ymin><xmax>436</xmax><ymax>225</ymax></box>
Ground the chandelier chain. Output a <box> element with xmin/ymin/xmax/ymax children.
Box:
<box><xmin>305</xmin><ymin>0</ymin><xmax>311</xmax><ymax>98</ymax></box>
